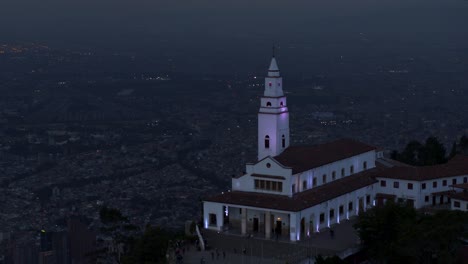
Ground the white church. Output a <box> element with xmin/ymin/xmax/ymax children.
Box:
<box><xmin>203</xmin><ymin>55</ymin><xmax>468</xmax><ymax>242</ymax></box>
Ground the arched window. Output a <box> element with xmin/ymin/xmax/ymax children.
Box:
<box><xmin>341</xmin><ymin>168</ymin><xmax>345</xmax><ymax>177</ymax></box>
<box><xmin>303</xmin><ymin>180</ymin><xmax>307</xmax><ymax>190</ymax></box>
<box><xmin>282</xmin><ymin>135</ymin><xmax>286</xmax><ymax>148</ymax></box>
<box><xmin>280</xmin><ymin>101</ymin><xmax>284</xmax><ymax>107</ymax></box>
<box><xmin>264</xmin><ymin>135</ymin><xmax>270</xmax><ymax>148</ymax></box>
<box><xmin>363</xmin><ymin>161</ymin><xmax>367</xmax><ymax>170</ymax></box>
<box><xmin>266</xmin><ymin>102</ymin><xmax>272</xmax><ymax>107</ymax></box>
<box><xmin>332</xmin><ymin>171</ymin><xmax>336</xmax><ymax>180</ymax></box>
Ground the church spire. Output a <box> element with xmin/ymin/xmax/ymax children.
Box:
<box><xmin>257</xmin><ymin>52</ymin><xmax>290</xmax><ymax>160</ymax></box>
<box><xmin>268</xmin><ymin>45</ymin><xmax>280</xmax><ymax>77</ymax></box>
<box><xmin>268</xmin><ymin>57</ymin><xmax>279</xmax><ymax>74</ymax></box>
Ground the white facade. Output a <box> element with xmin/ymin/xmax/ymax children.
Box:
<box><xmin>451</xmin><ymin>198</ymin><xmax>468</xmax><ymax>212</ymax></box>
<box><xmin>203</xmin><ymin>183</ymin><xmax>376</xmax><ymax>242</ymax></box>
<box><xmin>292</xmin><ymin>151</ymin><xmax>376</xmax><ymax>193</ymax></box>
<box><xmin>232</xmin><ymin>157</ymin><xmax>292</xmax><ymax>196</ymax></box>
<box><xmin>202</xmin><ymin>54</ymin><xmax>468</xmax><ymax>242</ymax></box>
<box><xmin>375</xmin><ymin>174</ymin><xmax>468</xmax><ymax>209</ymax></box>
<box><xmin>258</xmin><ymin>56</ymin><xmax>290</xmax><ymax>161</ymax></box>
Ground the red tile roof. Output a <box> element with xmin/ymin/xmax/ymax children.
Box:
<box><xmin>376</xmin><ymin>155</ymin><xmax>468</xmax><ymax>181</ymax></box>
<box><xmin>451</xmin><ymin>183</ymin><xmax>468</xmax><ymax>191</ymax></box>
<box><xmin>273</xmin><ymin>138</ymin><xmax>377</xmax><ymax>174</ymax></box>
<box><xmin>431</xmin><ymin>190</ymin><xmax>456</xmax><ymax>196</ymax></box>
<box><xmin>205</xmin><ymin>168</ymin><xmax>379</xmax><ymax>212</ymax></box>
<box><xmin>449</xmin><ymin>191</ymin><xmax>468</xmax><ymax>202</ymax></box>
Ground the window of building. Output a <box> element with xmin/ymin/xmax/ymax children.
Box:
<box><xmin>239</xmin><ymin>208</ymin><xmax>242</xmax><ymax>214</ymax></box>
<box><xmin>266</xmin><ymin>102</ymin><xmax>272</xmax><ymax>107</ymax></box>
<box><xmin>329</xmin><ymin>209</ymin><xmax>335</xmax><ymax>220</ymax></box>
<box><xmin>320</xmin><ymin>213</ymin><xmax>325</xmax><ymax>223</ymax></box>
<box><xmin>339</xmin><ymin>205</ymin><xmax>344</xmax><ymax>215</ymax></box>
<box><xmin>266</xmin><ymin>181</ymin><xmax>271</xmax><ymax>190</ymax></box>
<box><xmin>254</xmin><ymin>180</ymin><xmax>259</xmax><ymax>189</ymax></box>
<box><xmin>366</xmin><ymin>195</ymin><xmax>371</xmax><ymax>204</ymax></box>
<box><xmin>380</xmin><ymin>180</ymin><xmax>386</xmax><ymax>187</ymax></box>
<box><xmin>425</xmin><ymin>196</ymin><xmax>429</xmax><ymax>202</ymax></box>
<box><xmin>464</xmin><ymin>177</ymin><xmax>467</xmax><ymax>183</ymax></box>
<box><xmin>407</xmin><ymin>183</ymin><xmax>413</xmax><ymax>190</ymax></box>
<box><xmin>278</xmin><ymin>182</ymin><xmax>283</xmax><ymax>192</ymax></box>
<box><xmin>422</xmin><ymin>183</ymin><xmax>426</xmax><ymax>190</ymax></box>
<box><xmin>280</xmin><ymin>101</ymin><xmax>284</xmax><ymax>107</ymax></box>
<box><xmin>443</xmin><ymin>180</ymin><xmax>447</xmax><ymax>186</ymax></box>
<box><xmin>264</xmin><ymin>135</ymin><xmax>270</xmax><ymax>148</ymax></box>
<box><xmin>302</xmin><ymin>180</ymin><xmax>307</xmax><ymax>190</ymax></box>
<box><xmin>282</xmin><ymin>135</ymin><xmax>286</xmax><ymax>148</ymax></box>
<box><xmin>272</xmin><ymin>181</ymin><xmax>277</xmax><ymax>190</ymax></box>
<box><xmin>363</xmin><ymin>161</ymin><xmax>367</xmax><ymax>170</ymax></box>
<box><xmin>260</xmin><ymin>180</ymin><xmax>265</xmax><ymax>189</ymax></box>
<box><xmin>313</xmin><ymin>177</ymin><xmax>317</xmax><ymax>187</ymax></box>
<box><xmin>454</xmin><ymin>201</ymin><xmax>461</xmax><ymax>208</ymax></box>
<box><xmin>433</xmin><ymin>181</ymin><xmax>437</xmax><ymax>188</ymax></box>
<box><xmin>292</xmin><ymin>184</ymin><xmax>296</xmax><ymax>193</ymax></box>
<box><xmin>266</xmin><ymin>163</ymin><xmax>271</xmax><ymax>168</ymax></box>
<box><xmin>332</xmin><ymin>171</ymin><xmax>336</xmax><ymax>181</ymax></box>
<box><xmin>393</xmin><ymin>181</ymin><xmax>399</xmax><ymax>188</ymax></box>
<box><xmin>322</xmin><ymin>174</ymin><xmax>327</xmax><ymax>184</ymax></box>
<box><xmin>350</xmin><ymin>165</ymin><xmax>354</xmax><ymax>174</ymax></box>
<box><xmin>348</xmin><ymin>202</ymin><xmax>353</xmax><ymax>211</ymax></box>
<box><xmin>452</xmin><ymin>179</ymin><xmax>457</xmax><ymax>185</ymax></box>
<box><xmin>209</xmin><ymin>214</ymin><xmax>217</xmax><ymax>226</ymax></box>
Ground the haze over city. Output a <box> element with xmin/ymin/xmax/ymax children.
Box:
<box><xmin>1</xmin><ymin>0</ymin><xmax>468</xmax><ymax>263</ymax></box>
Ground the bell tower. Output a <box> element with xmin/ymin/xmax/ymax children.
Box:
<box><xmin>258</xmin><ymin>51</ymin><xmax>290</xmax><ymax>160</ymax></box>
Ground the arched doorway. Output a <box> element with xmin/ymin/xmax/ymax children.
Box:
<box><xmin>309</xmin><ymin>214</ymin><xmax>315</xmax><ymax>234</ymax></box>
<box><xmin>300</xmin><ymin>217</ymin><xmax>305</xmax><ymax>240</ymax></box>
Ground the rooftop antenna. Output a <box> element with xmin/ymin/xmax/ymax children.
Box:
<box><xmin>272</xmin><ymin>45</ymin><xmax>276</xmax><ymax>58</ymax></box>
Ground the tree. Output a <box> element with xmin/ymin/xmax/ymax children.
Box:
<box><xmin>392</xmin><ymin>137</ymin><xmax>449</xmax><ymax>166</ymax></box>
<box><xmin>355</xmin><ymin>202</ymin><xmax>468</xmax><ymax>264</ymax></box>
<box><xmin>399</xmin><ymin>140</ymin><xmax>423</xmax><ymax>165</ymax></box>
<box><xmin>100</xmin><ymin>206</ymin><xmax>128</xmax><ymax>224</ymax></box>
<box><xmin>122</xmin><ymin>226</ymin><xmax>171</xmax><ymax>264</ymax></box>
<box><xmin>420</xmin><ymin>137</ymin><xmax>446</xmax><ymax>165</ymax></box>
<box><xmin>449</xmin><ymin>141</ymin><xmax>458</xmax><ymax>159</ymax></box>
<box><xmin>459</xmin><ymin>135</ymin><xmax>468</xmax><ymax>155</ymax></box>
<box><xmin>354</xmin><ymin>201</ymin><xmax>418</xmax><ymax>263</ymax></box>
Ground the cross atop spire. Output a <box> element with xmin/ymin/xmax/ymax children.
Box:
<box><xmin>268</xmin><ymin>45</ymin><xmax>279</xmax><ymax>75</ymax></box>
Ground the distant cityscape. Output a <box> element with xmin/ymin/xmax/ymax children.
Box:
<box><xmin>1</xmin><ymin>42</ymin><xmax>468</xmax><ymax>262</ymax></box>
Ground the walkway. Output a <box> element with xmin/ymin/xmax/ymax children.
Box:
<box><xmin>182</xmin><ymin>218</ymin><xmax>361</xmax><ymax>264</ymax></box>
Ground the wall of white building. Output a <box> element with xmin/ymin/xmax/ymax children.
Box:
<box><xmin>375</xmin><ymin>174</ymin><xmax>468</xmax><ymax>208</ymax></box>
<box><xmin>451</xmin><ymin>198</ymin><xmax>468</xmax><ymax>212</ymax></box>
<box><xmin>203</xmin><ymin>202</ymin><xmax>224</xmax><ymax>231</ymax></box>
<box><xmin>232</xmin><ymin>157</ymin><xmax>292</xmax><ymax>196</ymax></box>
<box><xmin>292</xmin><ymin>184</ymin><xmax>376</xmax><ymax>240</ymax></box>
<box><xmin>292</xmin><ymin>151</ymin><xmax>376</xmax><ymax>194</ymax></box>
<box><xmin>204</xmin><ymin>201</ymin><xmax>293</xmax><ymax>235</ymax></box>
<box><xmin>205</xmin><ymin>183</ymin><xmax>378</xmax><ymax>241</ymax></box>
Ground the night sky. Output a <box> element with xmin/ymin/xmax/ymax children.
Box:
<box><xmin>2</xmin><ymin>0</ymin><xmax>468</xmax><ymax>74</ymax></box>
